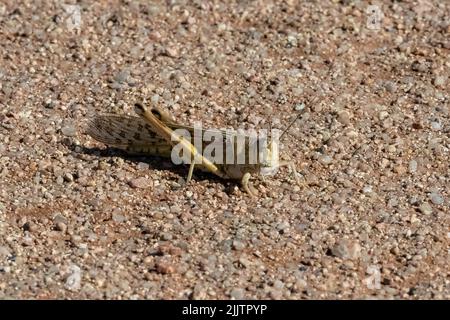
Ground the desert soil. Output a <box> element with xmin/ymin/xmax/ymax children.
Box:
<box><xmin>0</xmin><ymin>0</ymin><xmax>448</xmax><ymax>299</ymax></box>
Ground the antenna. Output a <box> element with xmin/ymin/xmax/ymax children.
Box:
<box><xmin>266</xmin><ymin>101</ymin><xmax>308</xmax><ymax>155</ymax></box>
<box><xmin>278</xmin><ymin>106</ymin><xmax>306</xmax><ymax>142</ymax></box>
<box><xmin>265</xmin><ymin>98</ymin><xmax>317</xmax><ymax>157</ymax></box>
<box><xmin>278</xmin><ymin>97</ymin><xmax>319</xmax><ymax>141</ymax></box>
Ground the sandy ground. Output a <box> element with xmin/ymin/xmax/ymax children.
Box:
<box><xmin>0</xmin><ymin>0</ymin><xmax>448</xmax><ymax>299</ymax></box>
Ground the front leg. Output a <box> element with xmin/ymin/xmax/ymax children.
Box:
<box><xmin>241</xmin><ymin>172</ymin><xmax>258</xmax><ymax>197</ymax></box>
<box><xmin>278</xmin><ymin>160</ymin><xmax>306</xmax><ymax>188</ymax></box>
<box><xmin>263</xmin><ymin>160</ymin><xmax>305</xmax><ymax>189</ymax></box>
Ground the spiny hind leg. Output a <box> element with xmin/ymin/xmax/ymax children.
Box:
<box><xmin>241</xmin><ymin>172</ymin><xmax>258</xmax><ymax>197</ymax></box>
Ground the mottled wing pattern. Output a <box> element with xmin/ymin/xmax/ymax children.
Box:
<box><xmin>86</xmin><ymin>114</ymin><xmax>173</xmax><ymax>157</ymax></box>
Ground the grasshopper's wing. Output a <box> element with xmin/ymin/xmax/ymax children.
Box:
<box><xmin>85</xmin><ymin>114</ymin><xmax>173</xmax><ymax>157</ymax></box>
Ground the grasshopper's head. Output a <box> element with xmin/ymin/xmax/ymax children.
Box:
<box><xmin>258</xmin><ymin>105</ymin><xmax>306</xmax><ymax>175</ymax></box>
<box><xmin>259</xmin><ymin>138</ymin><xmax>280</xmax><ymax>176</ymax></box>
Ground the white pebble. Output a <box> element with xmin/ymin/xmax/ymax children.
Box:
<box><xmin>429</xmin><ymin>193</ymin><xmax>444</xmax><ymax>205</ymax></box>
<box><xmin>408</xmin><ymin>160</ymin><xmax>418</xmax><ymax>173</ymax></box>
<box><xmin>65</xmin><ymin>265</ymin><xmax>82</xmax><ymax>291</ymax></box>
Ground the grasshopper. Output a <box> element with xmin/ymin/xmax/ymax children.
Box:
<box><xmin>86</xmin><ymin>102</ymin><xmax>304</xmax><ymax>196</ymax></box>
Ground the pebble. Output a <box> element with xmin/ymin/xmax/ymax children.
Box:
<box><xmin>143</xmin><ymin>256</ymin><xmax>154</xmax><ymax>266</ymax></box>
<box><xmin>151</xmin><ymin>94</ymin><xmax>160</xmax><ymax>105</ymax></box>
<box><xmin>191</xmin><ymin>284</ymin><xmax>207</xmax><ymax>300</ymax></box>
<box><xmin>238</xmin><ymin>256</ymin><xmax>252</xmax><ymax>268</ymax></box>
<box><xmin>270</xmin><ymin>290</ymin><xmax>283</xmax><ymax>299</ymax></box>
<box><xmin>408</xmin><ymin>160</ymin><xmax>418</xmax><ymax>173</ymax></box>
<box><xmin>53</xmin><ymin>214</ymin><xmax>67</xmax><ymax>224</ymax></box>
<box><xmin>276</xmin><ymin>221</ymin><xmax>290</xmax><ymax>232</ymax></box>
<box><xmin>430</xmin><ymin>121</ymin><xmax>442</xmax><ymax>131</ymax></box>
<box><xmin>164</xmin><ymin>46</ymin><xmax>179</xmax><ymax>58</ymax></box>
<box><xmin>170</xmin><ymin>205</ymin><xmax>181</xmax><ymax>214</ymax></box>
<box><xmin>429</xmin><ymin>193</ymin><xmax>443</xmax><ymax>205</ymax></box>
<box><xmin>112</xmin><ymin>212</ymin><xmax>126</xmax><ymax>223</ymax></box>
<box><xmin>109</xmin><ymin>82</ymin><xmax>123</xmax><ymax>90</ymax></box>
<box><xmin>230</xmin><ymin>288</ymin><xmax>245</xmax><ymax>299</ymax></box>
<box><xmin>70</xmin><ymin>235</ymin><xmax>82</xmax><ymax>246</ymax></box>
<box><xmin>0</xmin><ymin>246</ymin><xmax>10</xmax><ymax>258</ymax></box>
<box><xmin>394</xmin><ymin>165</ymin><xmax>406</xmax><ymax>175</ymax></box>
<box><xmin>64</xmin><ymin>172</ymin><xmax>74</xmax><ymax>182</ymax></box>
<box><xmin>273</xmin><ymin>280</ymin><xmax>285</xmax><ymax>290</ymax></box>
<box><xmin>411</xmin><ymin>61</ymin><xmax>428</xmax><ymax>73</ymax></box>
<box><xmin>384</xmin><ymin>81</ymin><xmax>397</xmax><ymax>93</ymax></box>
<box><xmin>56</xmin><ymin>176</ymin><xmax>64</xmax><ymax>185</ymax></box>
<box><xmin>136</xmin><ymin>162</ymin><xmax>150</xmax><ymax>170</ymax></box>
<box><xmin>159</xmin><ymin>232</ymin><xmax>173</xmax><ymax>241</ymax></box>
<box><xmin>55</xmin><ymin>221</ymin><xmax>67</xmax><ymax>232</ymax></box>
<box><xmin>292</xmin><ymin>87</ymin><xmax>304</xmax><ymax>97</ymax></box>
<box><xmin>378</xmin><ymin>111</ymin><xmax>389</xmax><ymax>121</ymax></box>
<box><xmin>294</xmin><ymin>279</ymin><xmax>308</xmax><ymax>291</ymax></box>
<box><xmin>65</xmin><ymin>265</ymin><xmax>82</xmax><ymax>291</ymax></box>
<box><xmin>115</xmin><ymin>69</ymin><xmax>129</xmax><ymax>84</ymax></box>
<box><xmin>22</xmin><ymin>236</ymin><xmax>33</xmax><ymax>246</ymax></box>
<box><xmin>128</xmin><ymin>177</ymin><xmax>152</xmax><ymax>189</ymax></box>
<box><xmin>44</xmin><ymin>98</ymin><xmax>55</xmax><ymax>109</ymax></box>
<box><xmin>331</xmin><ymin>240</ymin><xmax>361</xmax><ymax>260</ymax></box>
<box><xmin>337</xmin><ymin>111</ymin><xmax>351</xmax><ymax>125</ymax></box>
<box><xmin>319</xmin><ymin>155</ymin><xmax>333</xmax><ymax>165</ymax></box>
<box><xmin>155</xmin><ymin>260</ymin><xmax>176</xmax><ymax>274</ymax></box>
<box><xmin>232</xmin><ymin>240</ymin><xmax>245</xmax><ymax>251</ymax></box>
<box><xmin>61</xmin><ymin>125</ymin><xmax>77</xmax><ymax>137</ymax></box>
<box><xmin>433</xmin><ymin>76</ymin><xmax>446</xmax><ymax>88</ymax></box>
<box><xmin>418</xmin><ymin>203</ymin><xmax>433</xmax><ymax>215</ymax></box>
<box><xmin>286</xmin><ymin>35</ymin><xmax>297</xmax><ymax>47</ymax></box>
<box><xmin>22</xmin><ymin>221</ymin><xmax>37</xmax><ymax>233</ymax></box>
<box><xmin>220</xmin><ymin>240</ymin><xmax>233</xmax><ymax>253</ymax></box>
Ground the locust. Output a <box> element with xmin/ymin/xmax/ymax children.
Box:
<box><xmin>85</xmin><ymin>102</ymin><xmax>305</xmax><ymax>196</ymax></box>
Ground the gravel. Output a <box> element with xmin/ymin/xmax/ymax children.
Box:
<box><xmin>128</xmin><ymin>177</ymin><xmax>152</xmax><ymax>189</ymax></box>
<box><xmin>230</xmin><ymin>288</ymin><xmax>245</xmax><ymax>300</ymax></box>
<box><xmin>65</xmin><ymin>265</ymin><xmax>82</xmax><ymax>291</ymax></box>
<box><xmin>330</xmin><ymin>240</ymin><xmax>362</xmax><ymax>261</ymax></box>
<box><xmin>0</xmin><ymin>0</ymin><xmax>448</xmax><ymax>300</ymax></box>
